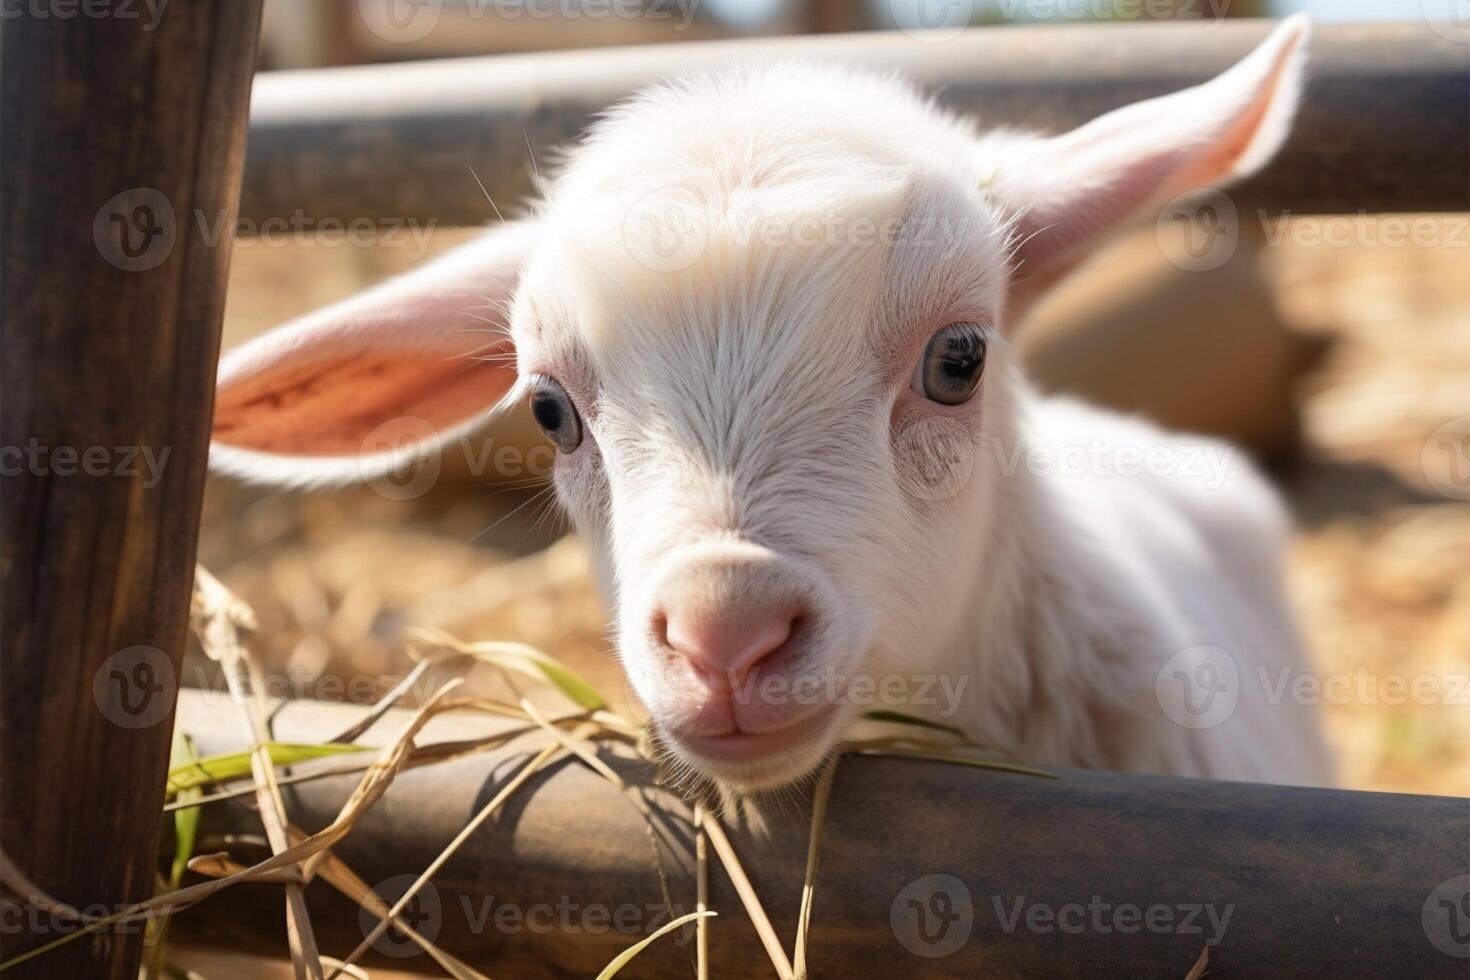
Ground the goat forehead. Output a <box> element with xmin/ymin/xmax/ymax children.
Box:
<box><xmin>549</xmin><ymin>62</ymin><xmax>979</xmax><ymax>210</ymax></box>
<box><xmin>589</xmin><ymin>291</ymin><xmax>884</xmax><ymax>472</ymax></box>
<box><xmin>543</xmin><ymin>171</ymin><xmax>906</xmax><ymax>357</ymax></box>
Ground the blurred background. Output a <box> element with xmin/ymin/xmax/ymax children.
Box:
<box><xmin>252</xmin><ymin>0</ymin><xmax>1462</xmax><ymax>67</ymax></box>
<box><xmin>194</xmin><ymin>0</ymin><xmax>1467</xmax><ymax>817</ymax></box>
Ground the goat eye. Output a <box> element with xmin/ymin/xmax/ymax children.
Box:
<box><xmin>529</xmin><ymin>376</ymin><xmax>583</xmax><ymax>454</ymax></box>
<box><xmin>913</xmin><ymin>322</ymin><xmax>987</xmax><ymax>406</ymax></box>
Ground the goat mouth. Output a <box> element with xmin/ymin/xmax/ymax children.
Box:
<box><xmin>672</xmin><ymin>704</ymin><xmax>838</xmax><ymax>764</ymax></box>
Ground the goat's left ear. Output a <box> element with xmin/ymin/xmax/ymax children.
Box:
<box><xmin>984</xmin><ymin>15</ymin><xmax>1311</xmax><ymax>323</ymax></box>
<box><xmin>210</xmin><ymin>220</ymin><xmax>537</xmax><ymax>488</ymax></box>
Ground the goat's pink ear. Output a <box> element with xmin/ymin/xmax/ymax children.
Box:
<box><xmin>984</xmin><ymin>15</ymin><xmax>1310</xmax><ymax>323</ymax></box>
<box><xmin>210</xmin><ymin>221</ymin><xmax>536</xmax><ymax>487</ymax></box>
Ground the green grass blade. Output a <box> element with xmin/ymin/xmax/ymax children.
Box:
<box><xmin>409</xmin><ymin>628</ymin><xmax>606</xmax><ymax>711</ymax></box>
<box><xmin>596</xmin><ymin>911</ymin><xmax>716</xmax><ymax>980</ymax></box>
<box><xmin>165</xmin><ymin>742</ymin><xmax>369</xmax><ymax>798</ymax></box>
<box><xmin>855</xmin><ymin>745</ymin><xmax>1058</xmax><ymax>779</ymax></box>
<box><xmin>862</xmin><ymin>710</ymin><xmax>968</xmax><ymax>737</ymax></box>
<box><xmin>169</xmin><ymin>732</ymin><xmax>202</xmax><ymax>886</ymax></box>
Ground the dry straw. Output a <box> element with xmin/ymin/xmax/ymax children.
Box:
<box><xmin>1</xmin><ymin>565</ymin><xmax>1054</xmax><ymax>978</ymax></box>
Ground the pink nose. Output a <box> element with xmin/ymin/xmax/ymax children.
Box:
<box><xmin>659</xmin><ymin>603</ymin><xmax>800</xmax><ymax>687</ymax></box>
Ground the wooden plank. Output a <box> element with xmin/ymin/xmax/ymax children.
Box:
<box><xmin>0</xmin><ymin>4</ymin><xmax>264</xmax><ymax>977</ymax></box>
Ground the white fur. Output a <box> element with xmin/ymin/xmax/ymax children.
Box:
<box><xmin>212</xmin><ymin>17</ymin><xmax>1332</xmax><ymax>791</ymax></box>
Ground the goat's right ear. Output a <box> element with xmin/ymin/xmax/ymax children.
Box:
<box><xmin>981</xmin><ymin>15</ymin><xmax>1311</xmax><ymax>325</ymax></box>
<box><xmin>210</xmin><ymin>221</ymin><xmax>537</xmax><ymax>488</ymax></box>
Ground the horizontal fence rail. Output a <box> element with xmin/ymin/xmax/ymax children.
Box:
<box><xmin>239</xmin><ymin>20</ymin><xmax>1470</xmax><ymax>231</ymax></box>
<box><xmin>166</xmin><ymin>693</ymin><xmax>1470</xmax><ymax>978</ymax></box>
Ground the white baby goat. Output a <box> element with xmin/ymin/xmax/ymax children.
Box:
<box><xmin>211</xmin><ymin>16</ymin><xmax>1333</xmax><ymax>792</ymax></box>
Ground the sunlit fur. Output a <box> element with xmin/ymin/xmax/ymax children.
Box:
<box><xmin>211</xmin><ymin>18</ymin><xmax>1333</xmax><ymax>795</ymax></box>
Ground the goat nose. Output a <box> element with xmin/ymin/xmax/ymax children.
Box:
<box><xmin>660</xmin><ymin>604</ymin><xmax>799</xmax><ymax>685</ymax></box>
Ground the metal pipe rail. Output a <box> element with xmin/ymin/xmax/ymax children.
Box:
<box><xmin>167</xmin><ymin>693</ymin><xmax>1469</xmax><ymax>978</ymax></box>
<box><xmin>240</xmin><ymin>20</ymin><xmax>1470</xmax><ymax>230</ymax></box>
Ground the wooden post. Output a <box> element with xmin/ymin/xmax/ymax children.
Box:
<box><xmin>0</xmin><ymin>3</ymin><xmax>263</xmax><ymax>977</ymax></box>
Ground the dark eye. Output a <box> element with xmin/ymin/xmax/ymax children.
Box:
<box><xmin>912</xmin><ymin>322</ymin><xmax>987</xmax><ymax>406</ymax></box>
<box><xmin>529</xmin><ymin>376</ymin><xmax>583</xmax><ymax>454</ymax></box>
